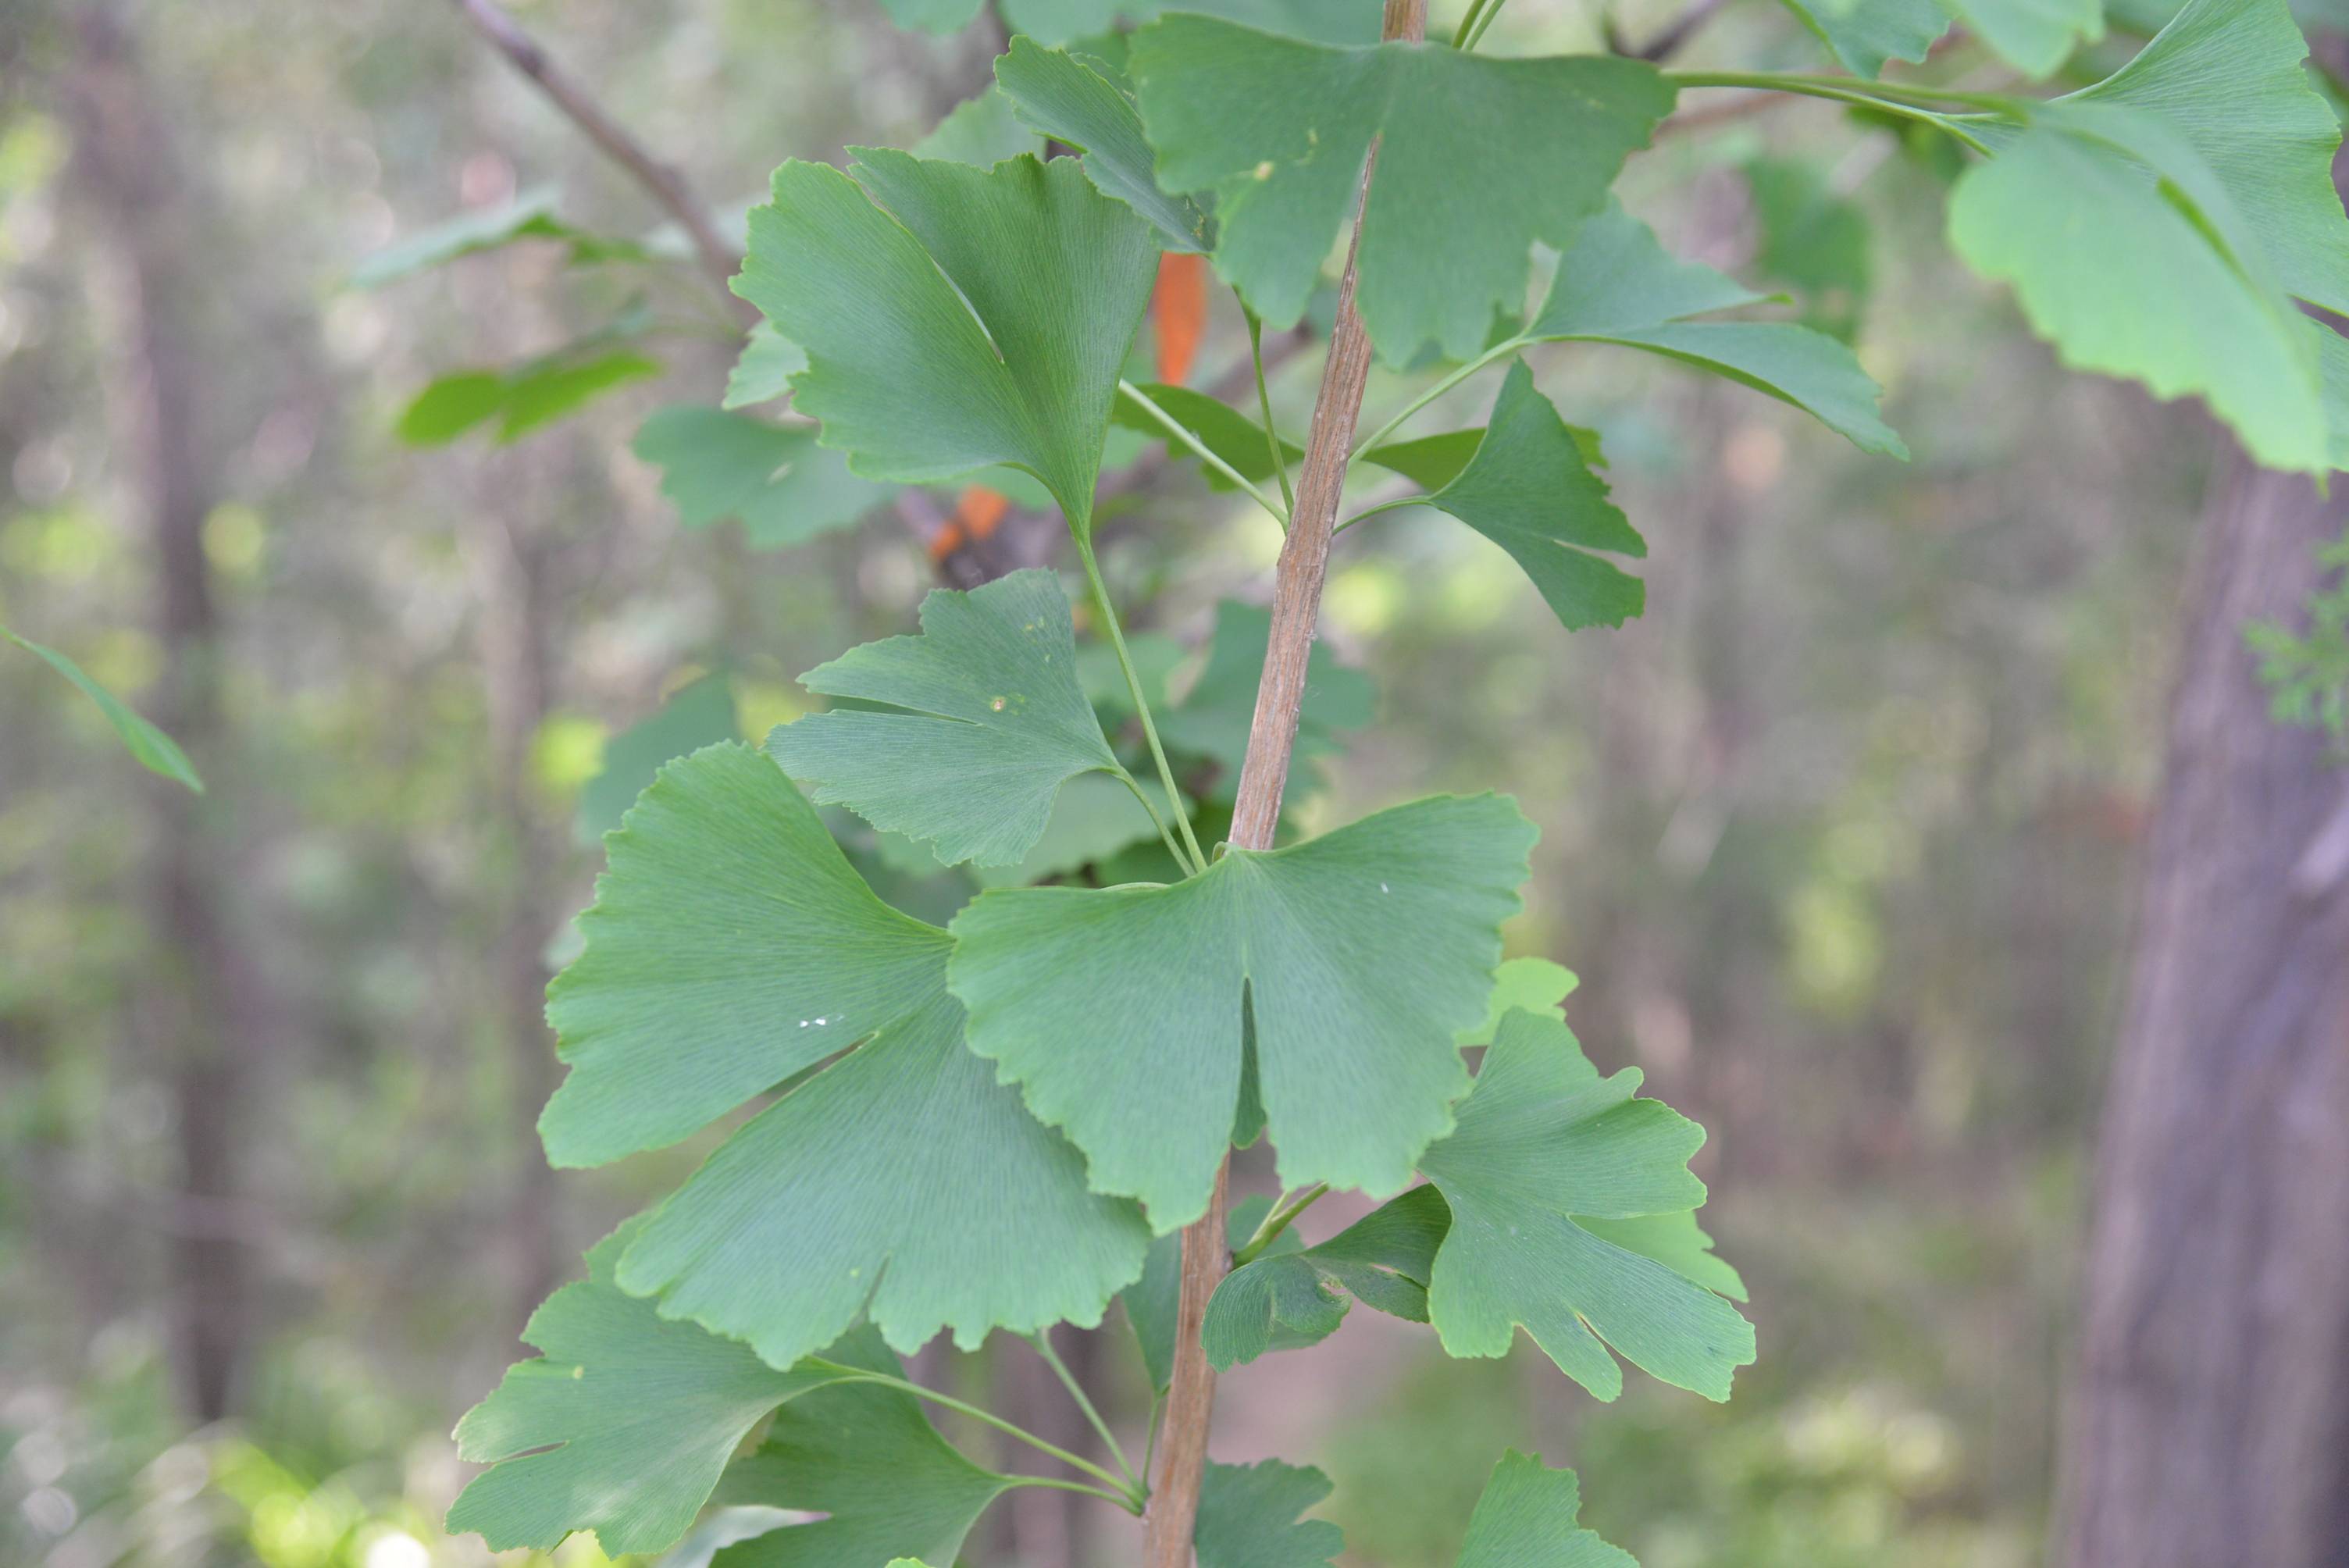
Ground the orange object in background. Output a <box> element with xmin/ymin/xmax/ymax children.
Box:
<box><xmin>1153</xmin><ymin>251</ymin><xmax>1207</xmax><ymax>385</ymax></box>
<box><xmin>927</xmin><ymin>483</ymin><xmax>1010</xmax><ymax>563</ymax></box>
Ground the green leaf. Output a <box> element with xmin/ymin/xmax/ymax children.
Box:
<box><xmin>949</xmin><ymin>794</ymin><xmax>1536</xmax><ymax>1228</ymax></box>
<box><xmin>1420</xmin><ymin>1009</ymin><xmax>1755</xmax><ymax>1401</ymax></box>
<box><xmin>1453</xmin><ymin>1452</ymin><xmax>1637</xmax><ymax>1568</ymax></box>
<box><xmin>543</xmin><ymin>744</ymin><xmax>1148</xmax><ymax>1366</ymax></box>
<box><xmin>1125</xmin><ymin>1196</ymin><xmax>1281</xmax><ymax>1392</ymax></box>
<box><xmin>1203</xmin><ymin>1184</ymin><xmax>1449</xmax><ymax>1369</ymax></box>
<box><xmin>575</xmin><ymin>672</ymin><xmax>740</xmax><ymax>842</ymax></box>
<box><xmin>1948</xmin><ymin>119</ymin><xmax>2325</xmax><ymax>472</ymax></box>
<box><xmin>351</xmin><ymin>186</ymin><xmax>649</xmax><ymax>287</ymax></box>
<box><xmin>540</xmin><ymin>742</ymin><xmax>950</xmax><ymax>1166</ymax></box>
<box><xmin>767</xmin><ymin>570</ymin><xmax>1121</xmax><ymax>867</ymax></box>
<box><xmin>997</xmin><ymin>40</ymin><xmax>1211</xmax><ymax>251</ymax></box>
<box><xmin>1462</xmin><ymin>956</ymin><xmax>1580</xmax><ymax>1044</ymax></box>
<box><xmin>1943</xmin><ymin>0</ymin><xmax>2103</xmax><ymax>75</ymax></box>
<box><xmin>2</xmin><ymin>624</ymin><xmax>203</xmax><ymax>792</ymax></box>
<box><xmin>969</xmin><ymin>770</ymin><xmax>1179</xmax><ymax>889</ymax></box>
<box><xmin>1376</xmin><ymin>362</ymin><xmax>1647</xmax><ymax>633</ymax></box>
<box><xmin>711</xmin><ymin>1329</ymin><xmax>1013</xmax><ymax>1568</ymax></box>
<box><xmin>497</xmin><ymin>351</ymin><xmax>665</xmax><ymax>441</ymax></box>
<box><xmin>2072</xmin><ymin>0</ymin><xmax>2349</xmax><ymax>315</ymax></box>
<box><xmin>445</xmin><ymin>1222</ymin><xmax>857</xmax><ymax>1556</ymax></box>
<box><xmin>1129</xmin><ymin>17</ymin><xmax>1674</xmax><ymax>362</ymax></box>
<box><xmin>1577</xmin><ymin>1210</ymin><xmax>1749</xmax><ymax>1303</ymax></box>
<box><xmin>733</xmin><ymin>152</ymin><xmax>1157</xmax><ymax>531</ymax></box>
<box><xmin>1111</xmin><ymin>383</ymin><xmax>1303</xmax><ymax>490</ymax></box>
<box><xmin>1777</xmin><ymin>0</ymin><xmax>1948</xmax><ymax>77</ymax></box>
<box><xmin>1196</xmin><ymin>1459</ymin><xmax>1345</xmax><ymax>1568</ymax></box>
<box><xmin>1526</xmin><ymin>206</ymin><xmax>1905</xmax><ymax>458</ymax></box>
<box><xmin>911</xmin><ymin>84</ymin><xmax>1043</xmax><ymax>168</ymax></box>
<box><xmin>1745</xmin><ymin>157</ymin><xmax>1872</xmax><ymax>341</ymax></box>
<box><xmin>723</xmin><ymin>323</ymin><xmax>807</xmax><ymax>411</ymax></box>
<box><xmin>395</xmin><ymin>372</ymin><xmax>508</xmax><ymax>446</ymax></box>
<box><xmin>1156</xmin><ymin>600</ymin><xmax>1373</xmax><ymax>801</ymax></box>
<box><xmin>632</xmin><ymin>407</ymin><xmax>893</xmax><ymax>549</ymax></box>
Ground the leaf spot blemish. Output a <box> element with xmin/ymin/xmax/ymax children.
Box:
<box><xmin>1253</xmin><ymin>160</ymin><xmax>1274</xmax><ymax>181</ymax></box>
<box><xmin>990</xmin><ymin>696</ymin><xmax>1007</xmax><ymax>711</ymax></box>
<box><xmin>1380</xmin><ymin>882</ymin><xmax>1389</xmax><ymax>893</ymax></box>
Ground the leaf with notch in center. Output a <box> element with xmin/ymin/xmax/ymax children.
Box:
<box><xmin>1196</xmin><ymin>1459</ymin><xmax>1345</xmax><ymax>1568</ymax></box>
<box><xmin>1129</xmin><ymin>16</ymin><xmax>1674</xmax><ymax>363</ymax></box>
<box><xmin>767</xmin><ymin>570</ymin><xmax>1121</xmax><ymax>867</ymax></box>
<box><xmin>1420</xmin><ymin>1008</ymin><xmax>1756</xmax><ymax>1402</ymax></box>
<box><xmin>948</xmin><ymin>794</ymin><xmax>1535</xmax><ymax>1228</ymax></box>
<box><xmin>445</xmin><ymin>1221</ymin><xmax>861</xmax><ymax>1557</ymax></box>
<box><xmin>542</xmin><ymin>743</ymin><xmax>1148</xmax><ymax>1368</ymax></box>
<box><xmin>733</xmin><ymin>151</ymin><xmax>1156</xmax><ymax>531</ymax></box>
<box><xmin>1453</xmin><ymin>1452</ymin><xmax>1636</xmax><ymax>1568</ymax></box>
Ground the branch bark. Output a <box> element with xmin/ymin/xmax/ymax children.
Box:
<box><xmin>448</xmin><ymin>0</ymin><xmax>753</xmax><ymax>319</ymax></box>
<box><xmin>1139</xmin><ymin>2</ymin><xmax>1428</xmax><ymax>1562</ymax></box>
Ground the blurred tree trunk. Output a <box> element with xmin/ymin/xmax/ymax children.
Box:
<box><xmin>69</xmin><ymin>5</ymin><xmax>260</xmax><ymax>1423</ymax></box>
<box><xmin>2060</xmin><ymin>444</ymin><xmax>2349</xmax><ymax>1566</ymax></box>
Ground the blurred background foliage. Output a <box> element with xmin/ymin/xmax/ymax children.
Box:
<box><xmin>0</xmin><ymin>0</ymin><xmax>2279</xmax><ymax>1563</ymax></box>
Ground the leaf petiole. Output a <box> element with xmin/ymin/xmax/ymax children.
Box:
<box><xmin>1245</xmin><ymin>304</ymin><xmax>1299</xmax><ymax>516</ymax></box>
<box><xmin>1075</xmin><ymin>531</ymin><xmax>1210</xmax><ymax>875</ymax></box>
<box><xmin>1004</xmin><ymin>1473</ymin><xmax>1147</xmax><ymax>1513</ymax></box>
<box><xmin>1231</xmin><ymin>1182</ymin><xmax>1330</xmax><ymax>1266</ymax></box>
<box><xmin>801</xmin><ymin>1360</ymin><xmax>1146</xmax><ymax>1505</ymax></box>
<box><xmin>1348</xmin><ymin>337</ymin><xmax>1527</xmax><ymax>463</ymax></box>
<box><xmin>1030</xmin><ymin>1330</ymin><xmax>1144</xmax><ymax>1490</ymax></box>
<box><xmin>1663</xmin><ymin>70</ymin><xmax>1998</xmax><ymax>152</ymax></box>
<box><xmin>1117</xmin><ymin>380</ymin><xmax>1292</xmax><ymax>528</ymax></box>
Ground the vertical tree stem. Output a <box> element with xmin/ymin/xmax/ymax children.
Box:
<box><xmin>1139</xmin><ymin>2</ymin><xmax>1428</xmax><ymax>1562</ymax></box>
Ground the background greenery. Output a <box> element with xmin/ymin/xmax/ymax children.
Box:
<box><xmin>0</xmin><ymin>0</ymin><xmax>2243</xmax><ymax>1564</ymax></box>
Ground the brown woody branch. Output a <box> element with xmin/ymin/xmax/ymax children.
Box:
<box><xmin>1139</xmin><ymin>3</ymin><xmax>1429</xmax><ymax>1564</ymax></box>
<box><xmin>448</xmin><ymin>0</ymin><xmax>754</xmax><ymax>321</ymax></box>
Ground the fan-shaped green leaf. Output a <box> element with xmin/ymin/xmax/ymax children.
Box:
<box><xmin>1128</xmin><ymin>16</ymin><xmax>1674</xmax><ymax>362</ymax></box>
<box><xmin>1946</xmin><ymin>0</ymin><xmax>2104</xmax><ymax>76</ymax></box>
<box><xmin>1777</xmin><ymin>0</ymin><xmax>1948</xmax><ymax>77</ymax></box>
<box><xmin>710</xmin><ymin>1329</ymin><xmax>1013</xmax><ymax>1568</ymax></box>
<box><xmin>1374</xmin><ymin>362</ymin><xmax>1647</xmax><ymax>633</ymax></box>
<box><xmin>912</xmin><ymin>84</ymin><xmax>1042</xmax><ymax>167</ymax></box>
<box><xmin>724</xmin><ymin>323</ymin><xmax>806</xmax><ymax>411</ymax></box>
<box><xmin>3</xmin><ymin>625</ymin><xmax>202</xmax><ymax>793</ymax></box>
<box><xmin>733</xmin><ymin>151</ymin><xmax>1156</xmax><ymax>531</ymax></box>
<box><xmin>1203</xmin><ymin>1184</ymin><xmax>1449</xmax><ymax>1369</ymax></box>
<box><xmin>1125</xmin><ymin>1196</ymin><xmax>1290</xmax><ymax>1392</ymax></box>
<box><xmin>949</xmin><ymin>794</ymin><xmax>1535</xmax><ymax>1228</ymax></box>
<box><xmin>1526</xmin><ymin>206</ymin><xmax>1905</xmax><ymax>458</ymax></box>
<box><xmin>633</xmin><ymin>407</ymin><xmax>893</xmax><ymax>549</ymax></box>
<box><xmin>1577</xmin><ymin>1210</ymin><xmax>1749</xmax><ymax>1303</ymax></box>
<box><xmin>1454</xmin><ymin>1453</ymin><xmax>1636</xmax><ymax>1568</ymax></box>
<box><xmin>767</xmin><ymin>570</ymin><xmax>1121</xmax><ymax>867</ymax></box>
<box><xmin>1420</xmin><ymin>1009</ymin><xmax>1755</xmax><ymax>1402</ymax></box>
<box><xmin>575</xmin><ymin>672</ymin><xmax>740</xmax><ymax>843</ymax></box>
<box><xmin>996</xmin><ymin>40</ymin><xmax>1210</xmax><ymax>251</ymax></box>
<box><xmin>1196</xmin><ymin>1459</ymin><xmax>1345</xmax><ymax>1568</ymax></box>
<box><xmin>444</xmin><ymin>1222</ymin><xmax>857</xmax><ymax>1556</ymax></box>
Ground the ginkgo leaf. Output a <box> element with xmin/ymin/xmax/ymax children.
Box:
<box><xmin>1373</xmin><ymin>362</ymin><xmax>1647</xmax><ymax>633</ymax></box>
<box><xmin>1577</xmin><ymin>1210</ymin><xmax>1749</xmax><ymax>1303</ymax></box>
<box><xmin>540</xmin><ymin>742</ymin><xmax>951</xmax><ymax>1165</ymax></box>
<box><xmin>1125</xmin><ymin>1196</ymin><xmax>1291</xmax><ymax>1393</ymax></box>
<box><xmin>1453</xmin><ymin>1452</ymin><xmax>1636</xmax><ymax>1568</ymax></box>
<box><xmin>445</xmin><ymin>1221</ymin><xmax>859</xmax><ymax>1556</ymax></box>
<box><xmin>1156</xmin><ymin>600</ymin><xmax>1372</xmax><ymax>800</ymax></box>
<box><xmin>1942</xmin><ymin>0</ymin><xmax>2102</xmax><ymax>76</ymax></box>
<box><xmin>949</xmin><ymin>794</ymin><xmax>1535</xmax><ymax>1228</ymax></box>
<box><xmin>633</xmin><ymin>408</ymin><xmax>893</xmax><ymax>549</ymax></box>
<box><xmin>352</xmin><ymin>186</ymin><xmax>649</xmax><ymax>287</ymax></box>
<box><xmin>996</xmin><ymin>40</ymin><xmax>1211</xmax><ymax>252</ymax></box>
<box><xmin>1777</xmin><ymin>0</ymin><xmax>1948</xmax><ymax>77</ymax></box>
<box><xmin>733</xmin><ymin>151</ymin><xmax>1156</xmax><ymax>531</ymax></box>
<box><xmin>1461</xmin><ymin>956</ymin><xmax>1579</xmax><ymax>1043</ymax></box>
<box><xmin>1196</xmin><ymin>1459</ymin><xmax>1345</xmax><ymax>1568</ymax></box>
<box><xmin>767</xmin><ymin>570</ymin><xmax>1121</xmax><ymax>867</ymax></box>
<box><xmin>1203</xmin><ymin>1184</ymin><xmax>1449</xmax><ymax>1369</ymax></box>
<box><xmin>724</xmin><ymin>323</ymin><xmax>807</xmax><ymax>410</ymax></box>
<box><xmin>1128</xmin><ymin>16</ymin><xmax>1674</xmax><ymax>362</ymax></box>
<box><xmin>969</xmin><ymin>771</ymin><xmax>1178</xmax><ymax>889</ymax></box>
<box><xmin>911</xmin><ymin>84</ymin><xmax>1041</xmax><ymax>168</ymax></box>
<box><xmin>1111</xmin><ymin>383</ymin><xmax>1302</xmax><ymax>490</ymax></box>
<box><xmin>1524</xmin><ymin>205</ymin><xmax>1905</xmax><ymax>458</ymax></box>
<box><xmin>3</xmin><ymin>624</ymin><xmax>202</xmax><ymax>792</ymax></box>
<box><xmin>575</xmin><ymin>672</ymin><xmax>740</xmax><ymax>842</ymax></box>
<box><xmin>542</xmin><ymin>744</ymin><xmax>1148</xmax><ymax>1367</ymax></box>
<box><xmin>710</xmin><ymin>1328</ymin><xmax>1014</xmax><ymax>1568</ymax></box>
<box><xmin>1420</xmin><ymin>1008</ymin><xmax>1756</xmax><ymax>1402</ymax></box>
<box><xmin>2069</xmin><ymin>0</ymin><xmax>2349</xmax><ymax>316</ymax></box>
<box><xmin>996</xmin><ymin>0</ymin><xmax>1388</xmax><ymax>45</ymax></box>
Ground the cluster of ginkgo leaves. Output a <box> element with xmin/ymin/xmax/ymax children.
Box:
<box><xmin>295</xmin><ymin>0</ymin><xmax>2349</xmax><ymax>1563</ymax></box>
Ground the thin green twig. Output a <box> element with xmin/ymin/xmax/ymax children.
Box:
<box><xmin>1463</xmin><ymin>0</ymin><xmax>1510</xmax><ymax>49</ymax></box>
<box><xmin>1075</xmin><ymin>531</ymin><xmax>1209</xmax><ymax>875</ymax></box>
<box><xmin>1030</xmin><ymin>1331</ymin><xmax>1143</xmax><ymax>1490</ymax></box>
<box><xmin>802</xmin><ymin>1360</ymin><xmax>1143</xmax><ymax>1502</ymax></box>
<box><xmin>1450</xmin><ymin>0</ymin><xmax>1493</xmax><ymax>48</ymax></box>
<box><xmin>1004</xmin><ymin>1473</ymin><xmax>1146</xmax><ymax>1513</ymax></box>
<box><xmin>1349</xmin><ymin>338</ymin><xmax>1526</xmax><ymax>463</ymax></box>
<box><xmin>1231</xmin><ymin>1183</ymin><xmax>1331</xmax><ymax>1266</ymax></box>
<box><xmin>1111</xmin><ymin>765</ymin><xmax>1193</xmax><ymax>878</ymax></box>
<box><xmin>1245</xmin><ymin>305</ymin><xmax>1298</xmax><ymax>515</ymax></box>
<box><xmin>1117</xmin><ymin>380</ymin><xmax>1291</xmax><ymax>528</ymax></box>
<box><xmin>1663</xmin><ymin>69</ymin><xmax>1998</xmax><ymax>152</ymax></box>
